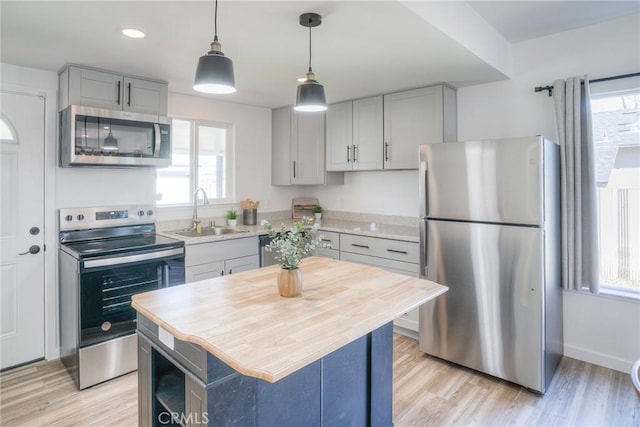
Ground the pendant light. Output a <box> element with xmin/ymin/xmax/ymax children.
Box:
<box><xmin>294</xmin><ymin>13</ymin><xmax>327</xmax><ymax>112</ymax></box>
<box><xmin>103</xmin><ymin>120</ymin><xmax>118</xmax><ymax>150</ymax></box>
<box><xmin>193</xmin><ymin>0</ymin><xmax>236</xmax><ymax>94</ymax></box>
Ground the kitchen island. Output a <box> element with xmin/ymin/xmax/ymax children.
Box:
<box><xmin>131</xmin><ymin>257</ymin><xmax>447</xmax><ymax>426</ymax></box>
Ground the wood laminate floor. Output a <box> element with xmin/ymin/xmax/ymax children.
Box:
<box><xmin>1</xmin><ymin>335</ymin><xmax>638</xmax><ymax>427</ymax></box>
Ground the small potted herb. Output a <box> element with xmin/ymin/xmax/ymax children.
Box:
<box><xmin>226</xmin><ymin>209</ymin><xmax>238</xmax><ymax>228</ymax></box>
<box><xmin>312</xmin><ymin>205</ymin><xmax>323</xmax><ymax>221</ymax></box>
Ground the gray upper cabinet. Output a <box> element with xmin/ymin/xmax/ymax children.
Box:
<box><xmin>272</xmin><ymin>106</ymin><xmax>343</xmax><ymax>186</ymax></box>
<box><xmin>353</xmin><ymin>96</ymin><xmax>384</xmax><ymax>170</ymax></box>
<box><xmin>325</xmin><ymin>101</ymin><xmax>352</xmax><ymax>171</ymax></box>
<box><xmin>59</xmin><ymin>64</ymin><xmax>168</xmax><ymax>116</ymax></box>
<box><xmin>383</xmin><ymin>85</ymin><xmax>457</xmax><ymax>170</ymax></box>
<box><xmin>326</xmin><ymin>86</ymin><xmax>456</xmax><ymax>172</ymax></box>
<box><xmin>326</xmin><ymin>96</ymin><xmax>383</xmax><ymax>172</ymax></box>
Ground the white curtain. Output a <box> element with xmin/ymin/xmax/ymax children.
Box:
<box><xmin>553</xmin><ymin>76</ymin><xmax>600</xmax><ymax>293</ymax></box>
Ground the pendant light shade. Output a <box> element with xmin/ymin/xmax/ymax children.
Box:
<box><xmin>294</xmin><ymin>13</ymin><xmax>327</xmax><ymax>112</ymax></box>
<box><xmin>193</xmin><ymin>0</ymin><xmax>236</xmax><ymax>94</ymax></box>
<box><xmin>295</xmin><ymin>72</ymin><xmax>327</xmax><ymax>112</ymax></box>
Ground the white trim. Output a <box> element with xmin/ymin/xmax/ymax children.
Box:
<box><xmin>599</xmin><ymin>285</ymin><xmax>640</xmax><ymax>302</ymax></box>
<box><xmin>564</xmin><ymin>287</ymin><xmax>640</xmax><ymax>304</ymax></box>
<box><xmin>563</xmin><ymin>343</ymin><xmax>634</xmax><ymax>373</ymax></box>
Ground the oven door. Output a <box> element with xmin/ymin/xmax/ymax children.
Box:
<box><xmin>79</xmin><ymin>247</ymin><xmax>184</xmax><ymax>348</ymax></box>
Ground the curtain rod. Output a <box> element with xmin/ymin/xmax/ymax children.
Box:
<box><xmin>534</xmin><ymin>72</ymin><xmax>640</xmax><ymax>97</ymax></box>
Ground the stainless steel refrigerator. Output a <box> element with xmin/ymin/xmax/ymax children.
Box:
<box><xmin>418</xmin><ymin>136</ymin><xmax>562</xmax><ymax>394</ymax></box>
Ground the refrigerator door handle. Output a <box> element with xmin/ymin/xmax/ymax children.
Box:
<box><xmin>419</xmin><ymin>155</ymin><xmax>428</xmax><ymax>218</ymax></box>
<box><xmin>419</xmin><ymin>220</ymin><xmax>428</xmax><ymax>278</ymax></box>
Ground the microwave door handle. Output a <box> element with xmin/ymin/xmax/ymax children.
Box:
<box><xmin>153</xmin><ymin>124</ymin><xmax>161</xmax><ymax>157</ymax></box>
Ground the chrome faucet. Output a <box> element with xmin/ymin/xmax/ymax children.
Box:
<box><xmin>192</xmin><ymin>187</ymin><xmax>209</xmax><ymax>229</ymax></box>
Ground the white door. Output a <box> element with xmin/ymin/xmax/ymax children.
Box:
<box><xmin>0</xmin><ymin>90</ymin><xmax>45</xmax><ymax>369</ymax></box>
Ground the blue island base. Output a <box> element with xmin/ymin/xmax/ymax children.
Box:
<box><xmin>137</xmin><ymin>315</ymin><xmax>393</xmax><ymax>427</ymax></box>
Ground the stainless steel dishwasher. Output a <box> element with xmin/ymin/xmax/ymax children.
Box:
<box><xmin>259</xmin><ymin>234</ymin><xmax>279</xmax><ymax>267</ymax></box>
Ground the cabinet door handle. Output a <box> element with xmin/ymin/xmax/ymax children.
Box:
<box><xmin>353</xmin><ymin>144</ymin><xmax>358</xmax><ymax>162</ymax></box>
<box><xmin>387</xmin><ymin>249</ymin><xmax>408</xmax><ymax>255</ymax></box>
<box><xmin>229</xmin><ymin>268</ymin><xmax>233</xmax><ymax>275</ymax></box>
<box><xmin>116</xmin><ymin>81</ymin><xmax>121</xmax><ymax>105</ymax></box>
<box><xmin>220</xmin><ymin>270</ymin><xmax>225</xmax><ymax>276</ymax></box>
<box><xmin>321</xmin><ymin>239</ymin><xmax>332</xmax><ymax>243</ymax></box>
<box><xmin>293</xmin><ymin>160</ymin><xmax>296</xmax><ymax>178</ymax></box>
<box><xmin>346</xmin><ymin>145</ymin><xmax>351</xmax><ymax>163</ymax></box>
<box><xmin>384</xmin><ymin>142</ymin><xmax>390</xmax><ymax>162</ymax></box>
<box><xmin>127</xmin><ymin>82</ymin><xmax>132</xmax><ymax>107</ymax></box>
<box><xmin>351</xmin><ymin>243</ymin><xmax>370</xmax><ymax>249</ymax></box>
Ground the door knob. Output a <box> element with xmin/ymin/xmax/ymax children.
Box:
<box><xmin>19</xmin><ymin>245</ymin><xmax>40</xmax><ymax>255</ymax></box>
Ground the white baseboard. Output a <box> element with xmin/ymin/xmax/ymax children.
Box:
<box><xmin>563</xmin><ymin>344</ymin><xmax>634</xmax><ymax>373</ymax></box>
<box><xmin>393</xmin><ymin>325</ymin><xmax>418</xmax><ymax>340</ymax></box>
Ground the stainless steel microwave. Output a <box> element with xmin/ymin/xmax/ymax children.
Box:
<box><xmin>59</xmin><ymin>105</ymin><xmax>171</xmax><ymax>167</ymax></box>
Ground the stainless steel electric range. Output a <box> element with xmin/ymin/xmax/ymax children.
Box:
<box><xmin>58</xmin><ymin>205</ymin><xmax>185</xmax><ymax>389</ymax></box>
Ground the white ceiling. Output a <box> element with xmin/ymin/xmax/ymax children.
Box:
<box><xmin>1</xmin><ymin>1</ymin><xmax>638</xmax><ymax>109</ymax></box>
<box><xmin>469</xmin><ymin>1</ymin><xmax>640</xmax><ymax>43</ymax></box>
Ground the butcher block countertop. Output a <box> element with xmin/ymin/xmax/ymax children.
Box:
<box><xmin>131</xmin><ymin>257</ymin><xmax>447</xmax><ymax>383</ymax></box>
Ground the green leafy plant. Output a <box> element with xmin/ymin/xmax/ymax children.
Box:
<box><xmin>261</xmin><ymin>217</ymin><xmax>331</xmax><ymax>270</ymax></box>
<box><xmin>226</xmin><ymin>209</ymin><xmax>237</xmax><ymax>220</ymax></box>
<box><xmin>312</xmin><ymin>205</ymin><xmax>323</xmax><ymax>214</ymax></box>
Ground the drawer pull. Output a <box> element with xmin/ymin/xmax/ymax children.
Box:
<box><xmin>352</xmin><ymin>243</ymin><xmax>370</xmax><ymax>249</ymax></box>
<box><xmin>321</xmin><ymin>239</ymin><xmax>332</xmax><ymax>242</ymax></box>
<box><xmin>387</xmin><ymin>249</ymin><xmax>408</xmax><ymax>255</ymax></box>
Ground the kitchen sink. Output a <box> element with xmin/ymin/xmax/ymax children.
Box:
<box><xmin>172</xmin><ymin>227</ymin><xmax>248</xmax><ymax>237</ymax></box>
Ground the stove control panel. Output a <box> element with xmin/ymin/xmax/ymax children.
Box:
<box><xmin>59</xmin><ymin>205</ymin><xmax>157</xmax><ymax>231</ymax></box>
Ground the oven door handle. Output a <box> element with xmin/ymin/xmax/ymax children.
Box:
<box><xmin>83</xmin><ymin>247</ymin><xmax>183</xmax><ymax>269</ymax></box>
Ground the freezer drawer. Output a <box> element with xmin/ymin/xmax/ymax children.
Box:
<box><xmin>419</xmin><ymin>219</ymin><xmax>546</xmax><ymax>392</ymax></box>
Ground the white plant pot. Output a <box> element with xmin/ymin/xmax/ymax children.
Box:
<box><xmin>314</xmin><ymin>213</ymin><xmax>322</xmax><ymax>222</ymax></box>
<box><xmin>228</xmin><ymin>219</ymin><xmax>237</xmax><ymax>228</ymax></box>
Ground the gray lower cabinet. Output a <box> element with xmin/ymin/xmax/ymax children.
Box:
<box><xmin>338</xmin><ymin>233</ymin><xmax>420</xmax><ymax>334</ymax></box>
<box><xmin>314</xmin><ymin>230</ymin><xmax>340</xmax><ymax>260</ymax></box>
<box><xmin>185</xmin><ymin>237</ymin><xmax>259</xmax><ymax>282</ymax></box>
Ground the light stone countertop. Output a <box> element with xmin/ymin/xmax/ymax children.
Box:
<box><xmin>158</xmin><ymin>217</ymin><xmax>419</xmax><ymax>245</ymax></box>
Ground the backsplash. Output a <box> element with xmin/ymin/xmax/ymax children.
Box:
<box><xmin>322</xmin><ymin>210</ymin><xmax>419</xmax><ymax>227</ymax></box>
<box><xmin>156</xmin><ymin>210</ymin><xmax>290</xmax><ymax>232</ymax></box>
<box><xmin>156</xmin><ymin>209</ymin><xmax>419</xmax><ymax>232</ymax></box>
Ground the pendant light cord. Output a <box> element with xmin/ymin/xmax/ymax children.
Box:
<box><xmin>213</xmin><ymin>0</ymin><xmax>219</xmax><ymax>42</ymax></box>
<box><xmin>308</xmin><ymin>19</ymin><xmax>313</xmax><ymax>73</ymax></box>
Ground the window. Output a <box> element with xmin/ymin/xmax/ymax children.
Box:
<box><xmin>0</xmin><ymin>114</ymin><xmax>17</xmax><ymax>143</ymax></box>
<box><xmin>156</xmin><ymin>118</ymin><xmax>233</xmax><ymax>205</ymax></box>
<box><xmin>590</xmin><ymin>78</ymin><xmax>640</xmax><ymax>295</ymax></box>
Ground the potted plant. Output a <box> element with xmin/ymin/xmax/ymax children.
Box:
<box><xmin>226</xmin><ymin>209</ymin><xmax>238</xmax><ymax>228</ymax></box>
<box><xmin>312</xmin><ymin>204</ymin><xmax>323</xmax><ymax>221</ymax></box>
<box><xmin>261</xmin><ymin>217</ymin><xmax>330</xmax><ymax>297</ymax></box>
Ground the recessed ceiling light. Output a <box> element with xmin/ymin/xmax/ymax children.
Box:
<box><xmin>122</xmin><ymin>28</ymin><xmax>145</xmax><ymax>39</ymax></box>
